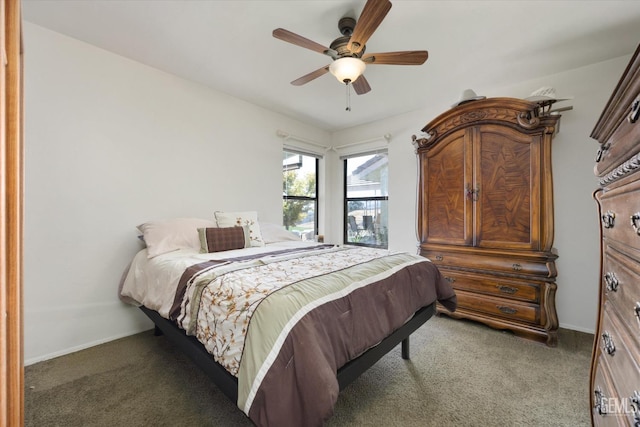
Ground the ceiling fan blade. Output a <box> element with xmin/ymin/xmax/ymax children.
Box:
<box><xmin>291</xmin><ymin>65</ymin><xmax>331</xmax><ymax>86</ymax></box>
<box><xmin>352</xmin><ymin>75</ymin><xmax>371</xmax><ymax>95</ymax></box>
<box><xmin>362</xmin><ymin>51</ymin><xmax>429</xmax><ymax>65</ymax></box>
<box><xmin>347</xmin><ymin>0</ymin><xmax>392</xmax><ymax>55</ymax></box>
<box><xmin>273</xmin><ymin>28</ymin><xmax>337</xmax><ymax>58</ymax></box>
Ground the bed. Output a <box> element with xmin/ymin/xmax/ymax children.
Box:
<box><xmin>119</xmin><ymin>215</ymin><xmax>457</xmax><ymax>426</ymax></box>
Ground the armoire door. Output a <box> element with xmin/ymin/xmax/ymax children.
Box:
<box><xmin>474</xmin><ymin>124</ymin><xmax>541</xmax><ymax>250</ymax></box>
<box><xmin>420</xmin><ymin>128</ymin><xmax>473</xmax><ymax>246</ymax></box>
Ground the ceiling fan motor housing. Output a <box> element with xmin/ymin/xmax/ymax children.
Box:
<box><xmin>334</xmin><ymin>17</ymin><xmax>364</xmax><ymax>57</ymax></box>
<box><xmin>338</xmin><ymin>17</ymin><xmax>356</xmax><ymax>36</ymax></box>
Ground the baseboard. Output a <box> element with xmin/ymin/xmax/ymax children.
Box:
<box><xmin>559</xmin><ymin>322</ymin><xmax>595</xmax><ymax>335</ymax></box>
<box><xmin>24</xmin><ymin>328</ymin><xmax>152</xmax><ymax>366</ymax></box>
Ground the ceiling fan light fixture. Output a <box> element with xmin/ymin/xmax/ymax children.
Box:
<box><xmin>329</xmin><ymin>57</ymin><xmax>366</xmax><ymax>84</ymax></box>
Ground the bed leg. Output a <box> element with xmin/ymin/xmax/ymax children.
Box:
<box><xmin>154</xmin><ymin>325</ymin><xmax>163</xmax><ymax>336</ymax></box>
<box><xmin>401</xmin><ymin>337</ymin><xmax>410</xmax><ymax>359</ymax></box>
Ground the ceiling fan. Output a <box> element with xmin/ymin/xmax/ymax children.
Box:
<box><xmin>272</xmin><ymin>0</ymin><xmax>428</xmax><ymax>98</ymax></box>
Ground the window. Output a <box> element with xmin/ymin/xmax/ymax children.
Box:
<box><xmin>344</xmin><ymin>152</ymin><xmax>388</xmax><ymax>248</ymax></box>
<box><xmin>283</xmin><ymin>150</ymin><xmax>318</xmax><ymax>240</ymax></box>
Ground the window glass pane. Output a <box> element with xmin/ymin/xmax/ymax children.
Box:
<box><xmin>346</xmin><ymin>200</ymin><xmax>388</xmax><ymax>246</ymax></box>
<box><xmin>283</xmin><ymin>151</ymin><xmax>317</xmax><ymax>197</ymax></box>
<box><xmin>346</xmin><ymin>153</ymin><xmax>388</xmax><ymax>198</ymax></box>
<box><xmin>344</xmin><ymin>152</ymin><xmax>389</xmax><ymax>248</ymax></box>
<box><xmin>283</xmin><ymin>150</ymin><xmax>317</xmax><ymax>239</ymax></box>
<box><xmin>283</xmin><ymin>199</ymin><xmax>316</xmax><ymax>241</ymax></box>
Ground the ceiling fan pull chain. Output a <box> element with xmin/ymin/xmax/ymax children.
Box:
<box><xmin>346</xmin><ymin>81</ymin><xmax>351</xmax><ymax>111</ymax></box>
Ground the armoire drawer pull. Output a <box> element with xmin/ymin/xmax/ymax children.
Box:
<box><xmin>594</xmin><ymin>386</ymin><xmax>607</xmax><ymax>415</ymax></box>
<box><xmin>602</xmin><ymin>211</ymin><xmax>616</xmax><ymax>228</ymax></box>
<box><xmin>602</xmin><ymin>331</ymin><xmax>616</xmax><ymax>355</ymax></box>
<box><xmin>434</xmin><ymin>255</ymin><xmax>443</xmax><ymax>261</ymax></box>
<box><xmin>604</xmin><ymin>272</ymin><xmax>619</xmax><ymax>292</ymax></box>
<box><xmin>497</xmin><ymin>306</ymin><xmax>518</xmax><ymax>315</ymax></box>
<box><xmin>631</xmin><ymin>213</ymin><xmax>640</xmax><ymax>235</ymax></box>
<box><xmin>512</xmin><ymin>263</ymin><xmax>522</xmax><ymax>271</ymax></box>
<box><xmin>496</xmin><ymin>285</ymin><xmax>518</xmax><ymax>294</ymax></box>
<box><xmin>444</xmin><ymin>276</ymin><xmax>456</xmax><ymax>283</ymax></box>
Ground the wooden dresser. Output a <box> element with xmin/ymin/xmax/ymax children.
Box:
<box><xmin>590</xmin><ymin>44</ymin><xmax>640</xmax><ymax>426</ymax></box>
<box><xmin>413</xmin><ymin>97</ymin><xmax>560</xmax><ymax>346</ymax></box>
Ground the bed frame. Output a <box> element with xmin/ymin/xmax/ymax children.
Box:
<box><xmin>140</xmin><ymin>303</ymin><xmax>436</xmax><ymax>403</ymax></box>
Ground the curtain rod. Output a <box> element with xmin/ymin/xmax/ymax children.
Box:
<box><xmin>333</xmin><ymin>133</ymin><xmax>391</xmax><ymax>151</ymax></box>
<box><xmin>276</xmin><ymin>129</ymin><xmax>392</xmax><ymax>152</ymax></box>
<box><xmin>276</xmin><ymin>129</ymin><xmax>331</xmax><ymax>151</ymax></box>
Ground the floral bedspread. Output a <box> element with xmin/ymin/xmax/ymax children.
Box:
<box><xmin>182</xmin><ymin>245</ymin><xmax>393</xmax><ymax>376</ymax></box>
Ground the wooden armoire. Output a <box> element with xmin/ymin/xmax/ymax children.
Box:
<box><xmin>589</xmin><ymin>44</ymin><xmax>640</xmax><ymax>426</ymax></box>
<box><xmin>413</xmin><ymin>97</ymin><xmax>560</xmax><ymax>346</ymax></box>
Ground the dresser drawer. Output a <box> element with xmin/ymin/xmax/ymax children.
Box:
<box><xmin>438</xmin><ymin>269</ymin><xmax>539</xmax><ymax>303</ymax></box>
<box><xmin>595</xmin><ymin>91</ymin><xmax>640</xmax><ymax>179</ymax></box>
<box><xmin>454</xmin><ymin>290</ymin><xmax>539</xmax><ymax>324</ymax></box>
<box><xmin>597</xmin><ymin>178</ymin><xmax>640</xmax><ymax>252</ymax></box>
<box><xmin>592</xmin><ymin>355</ymin><xmax>632</xmax><ymax>426</ymax></box>
<box><xmin>602</xmin><ymin>246</ymin><xmax>640</xmax><ymax>338</ymax></box>
<box><xmin>421</xmin><ymin>249</ymin><xmax>556</xmax><ymax>278</ymax></box>
<box><xmin>599</xmin><ymin>307</ymin><xmax>640</xmax><ymax>404</ymax></box>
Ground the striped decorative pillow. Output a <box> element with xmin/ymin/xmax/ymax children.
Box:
<box><xmin>198</xmin><ymin>226</ymin><xmax>251</xmax><ymax>253</ymax></box>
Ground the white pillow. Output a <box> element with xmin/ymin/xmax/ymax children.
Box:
<box><xmin>137</xmin><ymin>217</ymin><xmax>216</xmax><ymax>258</ymax></box>
<box><xmin>214</xmin><ymin>211</ymin><xmax>265</xmax><ymax>247</ymax></box>
<box><xmin>260</xmin><ymin>222</ymin><xmax>302</xmax><ymax>244</ymax></box>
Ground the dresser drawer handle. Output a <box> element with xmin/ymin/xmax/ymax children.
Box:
<box><xmin>631</xmin><ymin>391</ymin><xmax>640</xmax><ymax>424</ymax></box>
<box><xmin>594</xmin><ymin>386</ymin><xmax>607</xmax><ymax>415</ymax></box>
<box><xmin>444</xmin><ymin>276</ymin><xmax>456</xmax><ymax>284</ymax></box>
<box><xmin>512</xmin><ymin>263</ymin><xmax>522</xmax><ymax>271</ymax></box>
<box><xmin>496</xmin><ymin>285</ymin><xmax>518</xmax><ymax>294</ymax></box>
<box><xmin>601</xmin><ymin>211</ymin><xmax>615</xmax><ymax>229</ymax></box>
<box><xmin>434</xmin><ymin>255</ymin><xmax>443</xmax><ymax>261</ymax></box>
<box><xmin>602</xmin><ymin>331</ymin><xmax>616</xmax><ymax>355</ymax></box>
<box><xmin>595</xmin><ymin>143</ymin><xmax>610</xmax><ymax>163</ymax></box>
<box><xmin>631</xmin><ymin>213</ymin><xmax>640</xmax><ymax>235</ymax></box>
<box><xmin>629</xmin><ymin>98</ymin><xmax>640</xmax><ymax>124</ymax></box>
<box><xmin>604</xmin><ymin>272</ymin><xmax>619</xmax><ymax>292</ymax></box>
<box><xmin>497</xmin><ymin>306</ymin><xmax>518</xmax><ymax>315</ymax></box>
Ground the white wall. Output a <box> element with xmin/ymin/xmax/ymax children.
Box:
<box><xmin>23</xmin><ymin>23</ymin><xmax>330</xmax><ymax>364</ymax></box>
<box><xmin>329</xmin><ymin>55</ymin><xmax>631</xmax><ymax>334</ymax></box>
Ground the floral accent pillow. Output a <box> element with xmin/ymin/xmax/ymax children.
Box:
<box><xmin>214</xmin><ymin>211</ymin><xmax>265</xmax><ymax>247</ymax></box>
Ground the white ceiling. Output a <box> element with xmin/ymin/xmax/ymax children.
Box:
<box><xmin>22</xmin><ymin>0</ymin><xmax>640</xmax><ymax>132</ymax></box>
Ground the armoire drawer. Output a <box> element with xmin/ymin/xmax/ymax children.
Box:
<box><xmin>599</xmin><ymin>307</ymin><xmax>640</xmax><ymax>404</ymax></box>
<box><xmin>437</xmin><ymin>269</ymin><xmax>539</xmax><ymax>303</ymax></box>
<box><xmin>598</xmin><ymin>178</ymin><xmax>640</xmax><ymax>252</ymax></box>
<box><xmin>602</xmin><ymin>247</ymin><xmax>640</xmax><ymax>337</ymax></box>
<box><xmin>454</xmin><ymin>290</ymin><xmax>539</xmax><ymax>324</ymax></box>
<box><xmin>421</xmin><ymin>249</ymin><xmax>555</xmax><ymax>278</ymax></box>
